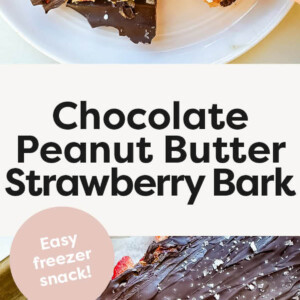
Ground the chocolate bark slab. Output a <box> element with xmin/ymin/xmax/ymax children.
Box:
<box><xmin>67</xmin><ymin>0</ymin><xmax>157</xmax><ymax>44</ymax></box>
<box><xmin>31</xmin><ymin>0</ymin><xmax>66</xmax><ymax>13</ymax></box>
<box><xmin>99</xmin><ymin>236</ymin><xmax>300</xmax><ymax>300</ymax></box>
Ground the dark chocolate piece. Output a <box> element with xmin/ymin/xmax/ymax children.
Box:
<box><xmin>220</xmin><ymin>0</ymin><xmax>236</xmax><ymax>7</ymax></box>
<box><xmin>99</xmin><ymin>236</ymin><xmax>300</xmax><ymax>299</ymax></box>
<box><xmin>31</xmin><ymin>0</ymin><xmax>66</xmax><ymax>13</ymax></box>
<box><xmin>67</xmin><ymin>0</ymin><xmax>157</xmax><ymax>44</ymax></box>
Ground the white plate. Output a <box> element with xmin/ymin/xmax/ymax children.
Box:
<box><xmin>0</xmin><ymin>0</ymin><xmax>293</xmax><ymax>63</ymax></box>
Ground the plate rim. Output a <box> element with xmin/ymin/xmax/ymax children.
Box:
<box><xmin>216</xmin><ymin>1</ymin><xmax>294</xmax><ymax>64</ymax></box>
<box><xmin>0</xmin><ymin>1</ymin><xmax>294</xmax><ymax>64</ymax></box>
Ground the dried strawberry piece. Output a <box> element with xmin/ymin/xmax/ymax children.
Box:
<box><xmin>112</xmin><ymin>256</ymin><xmax>134</xmax><ymax>280</ymax></box>
<box><xmin>155</xmin><ymin>236</ymin><xmax>169</xmax><ymax>242</ymax></box>
<box><xmin>31</xmin><ymin>0</ymin><xmax>66</xmax><ymax>13</ymax></box>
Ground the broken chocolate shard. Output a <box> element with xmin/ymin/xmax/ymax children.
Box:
<box><xmin>67</xmin><ymin>0</ymin><xmax>157</xmax><ymax>44</ymax></box>
<box><xmin>99</xmin><ymin>236</ymin><xmax>300</xmax><ymax>300</ymax></box>
<box><xmin>31</xmin><ymin>0</ymin><xmax>66</xmax><ymax>13</ymax></box>
<box><xmin>220</xmin><ymin>0</ymin><xmax>237</xmax><ymax>7</ymax></box>
<box><xmin>204</xmin><ymin>0</ymin><xmax>237</xmax><ymax>7</ymax></box>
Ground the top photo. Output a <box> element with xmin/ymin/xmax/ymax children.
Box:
<box><xmin>0</xmin><ymin>0</ymin><xmax>299</xmax><ymax>63</ymax></box>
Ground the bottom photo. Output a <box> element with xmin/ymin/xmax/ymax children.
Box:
<box><xmin>1</xmin><ymin>236</ymin><xmax>300</xmax><ymax>300</ymax></box>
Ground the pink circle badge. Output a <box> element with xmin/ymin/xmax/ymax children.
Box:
<box><xmin>10</xmin><ymin>207</ymin><xmax>114</xmax><ymax>300</ymax></box>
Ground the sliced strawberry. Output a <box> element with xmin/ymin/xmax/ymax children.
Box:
<box><xmin>112</xmin><ymin>256</ymin><xmax>134</xmax><ymax>279</ymax></box>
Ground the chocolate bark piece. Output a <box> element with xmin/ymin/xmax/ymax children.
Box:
<box><xmin>67</xmin><ymin>0</ymin><xmax>157</xmax><ymax>44</ymax></box>
<box><xmin>220</xmin><ymin>0</ymin><xmax>236</xmax><ymax>6</ymax></box>
<box><xmin>99</xmin><ymin>236</ymin><xmax>300</xmax><ymax>300</ymax></box>
<box><xmin>31</xmin><ymin>0</ymin><xmax>66</xmax><ymax>13</ymax></box>
<box><xmin>205</xmin><ymin>0</ymin><xmax>237</xmax><ymax>7</ymax></box>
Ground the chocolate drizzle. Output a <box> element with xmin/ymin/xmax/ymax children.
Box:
<box><xmin>99</xmin><ymin>236</ymin><xmax>300</xmax><ymax>299</ymax></box>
